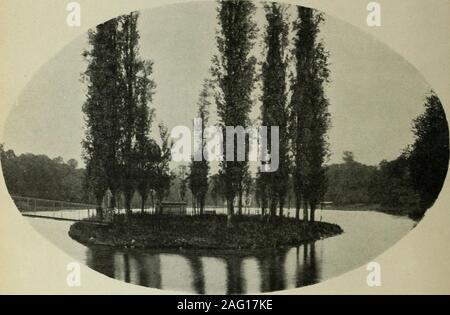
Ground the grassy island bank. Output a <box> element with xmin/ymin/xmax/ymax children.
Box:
<box><xmin>69</xmin><ymin>214</ymin><xmax>343</xmax><ymax>250</ymax></box>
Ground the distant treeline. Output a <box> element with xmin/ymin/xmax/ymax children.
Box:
<box><xmin>0</xmin><ymin>146</ymin><xmax>87</xmax><ymax>203</ymax></box>
<box><xmin>326</xmin><ymin>92</ymin><xmax>449</xmax><ymax>219</ymax></box>
<box><xmin>325</xmin><ymin>152</ymin><xmax>426</xmax><ymax>218</ymax></box>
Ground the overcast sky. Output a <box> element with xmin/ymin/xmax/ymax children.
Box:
<box><xmin>3</xmin><ymin>1</ymin><xmax>432</xmax><ymax>167</ymax></box>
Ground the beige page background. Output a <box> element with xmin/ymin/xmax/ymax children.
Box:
<box><xmin>0</xmin><ymin>0</ymin><xmax>449</xmax><ymax>294</ymax></box>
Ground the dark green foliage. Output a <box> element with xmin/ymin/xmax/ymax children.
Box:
<box><xmin>189</xmin><ymin>161</ymin><xmax>209</xmax><ymax>214</ymax></box>
<box><xmin>289</xmin><ymin>7</ymin><xmax>330</xmax><ymax>222</ymax></box>
<box><xmin>0</xmin><ymin>147</ymin><xmax>87</xmax><ymax>203</ymax></box>
<box><xmin>135</xmin><ymin>139</ymin><xmax>160</xmax><ymax>212</ymax></box>
<box><xmin>189</xmin><ymin>81</ymin><xmax>211</xmax><ymax>215</ymax></box>
<box><xmin>209</xmin><ymin>173</ymin><xmax>225</xmax><ymax>207</ymax></box>
<box><xmin>259</xmin><ymin>3</ymin><xmax>290</xmax><ymax>219</ymax></box>
<box><xmin>212</xmin><ymin>0</ymin><xmax>257</xmax><ymax>220</ymax></box>
<box><xmin>82</xmin><ymin>18</ymin><xmax>123</xmax><ymax>217</ymax></box>
<box><xmin>374</xmin><ymin>92</ymin><xmax>449</xmax><ymax>219</ymax></box>
<box><xmin>133</xmin><ymin>55</ymin><xmax>157</xmax><ymax>213</ymax></box>
<box><xmin>376</xmin><ymin>154</ymin><xmax>420</xmax><ymax>215</ymax></box>
<box><xmin>82</xmin><ymin>13</ymin><xmax>158</xmax><ymax>218</ymax></box>
<box><xmin>120</xmin><ymin>12</ymin><xmax>157</xmax><ymax>215</ymax></box>
<box><xmin>325</xmin><ymin>152</ymin><xmax>380</xmax><ymax>205</ymax></box>
<box><xmin>154</xmin><ymin>124</ymin><xmax>174</xmax><ymax>210</ymax></box>
<box><xmin>409</xmin><ymin>91</ymin><xmax>449</xmax><ymax>216</ymax></box>
<box><xmin>324</xmin><ymin>98</ymin><xmax>449</xmax><ymax>220</ymax></box>
<box><xmin>177</xmin><ymin>165</ymin><xmax>189</xmax><ymax>202</ymax></box>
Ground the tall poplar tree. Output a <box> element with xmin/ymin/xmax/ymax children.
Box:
<box><xmin>212</xmin><ymin>0</ymin><xmax>257</xmax><ymax>225</ymax></box>
<box><xmin>120</xmin><ymin>12</ymin><xmax>156</xmax><ymax>217</ymax></box>
<box><xmin>260</xmin><ymin>3</ymin><xmax>290</xmax><ymax>219</ymax></box>
<box><xmin>189</xmin><ymin>80</ymin><xmax>211</xmax><ymax>215</ymax></box>
<box><xmin>290</xmin><ymin>7</ymin><xmax>330</xmax><ymax>222</ymax></box>
<box><xmin>154</xmin><ymin>124</ymin><xmax>173</xmax><ymax>213</ymax></box>
<box><xmin>83</xmin><ymin>13</ymin><xmax>156</xmax><ymax>220</ymax></box>
<box><xmin>82</xmin><ymin>18</ymin><xmax>123</xmax><ymax>219</ymax></box>
<box><xmin>135</xmin><ymin>59</ymin><xmax>157</xmax><ymax>213</ymax></box>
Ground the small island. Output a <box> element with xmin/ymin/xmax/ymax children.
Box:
<box><xmin>69</xmin><ymin>214</ymin><xmax>343</xmax><ymax>250</ymax></box>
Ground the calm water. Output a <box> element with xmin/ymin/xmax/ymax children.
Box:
<box><xmin>27</xmin><ymin>209</ymin><xmax>415</xmax><ymax>294</ymax></box>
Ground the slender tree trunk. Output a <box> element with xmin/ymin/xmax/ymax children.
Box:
<box><xmin>157</xmin><ymin>197</ymin><xmax>162</xmax><ymax>215</ymax></box>
<box><xmin>310</xmin><ymin>202</ymin><xmax>316</xmax><ymax>222</ymax></box>
<box><xmin>303</xmin><ymin>200</ymin><xmax>309</xmax><ymax>222</ymax></box>
<box><xmin>125</xmin><ymin>192</ymin><xmax>132</xmax><ymax>220</ymax></box>
<box><xmin>141</xmin><ymin>195</ymin><xmax>147</xmax><ymax>214</ymax></box>
<box><xmin>150</xmin><ymin>191</ymin><xmax>155</xmax><ymax>214</ymax></box>
<box><xmin>123</xmin><ymin>253</ymin><xmax>131</xmax><ymax>283</ymax></box>
<box><xmin>96</xmin><ymin>195</ymin><xmax>104</xmax><ymax>220</ymax></box>
<box><xmin>110</xmin><ymin>190</ymin><xmax>117</xmax><ymax>209</ymax></box>
<box><xmin>270</xmin><ymin>198</ymin><xmax>277</xmax><ymax>218</ymax></box>
<box><xmin>96</xmin><ymin>206</ymin><xmax>104</xmax><ymax>220</ymax></box>
<box><xmin>261</xmin><ymin>194</ymin><xmax>267</xmax><ymax>217</ymax></box>
<box><xmin>199</xmin><ymin>197</ymin><xmax>205</xmax><ymax>216</ymax></box>
<box><xmin>279</xmin><ymin>200</ymin><xmax>284</xmax><ymax>218</ymax></box>
<box><xmin>110</xmin><ymin>190</ymin><xmax>118</xmax><ymax>220</ymax></box>
<box><xmin>227</xmin><ymin>197</ymin><xmax>234</xmax><ymax>227</ymax></box>
<box><xmin>295</xmin><ymin>195</ymin><xmax>301</xmax><ymax>221</ymax></box>
<box><xmin>238</xmin><ymin>190</ymin><xmax>243</xmax><ymax>215</ymax></box>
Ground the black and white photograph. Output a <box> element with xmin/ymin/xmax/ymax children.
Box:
<box><xmin>0</xmin><ymin>0</ymin><xmax>449</xmax><ymax>297</ymax></box>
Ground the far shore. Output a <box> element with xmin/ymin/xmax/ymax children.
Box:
<box><xmin>323</xmin><ymin>204</ymin><xmax>422</xmax><ymax>220</ymax></box>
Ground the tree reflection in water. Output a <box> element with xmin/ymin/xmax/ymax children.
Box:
<box><xmin>223</xmin><ymin>255</ymin><xmax>245</xmax><ymax>294</ymax></box>
<box><xmin>256</xmin><ymin>249</ymin><xmax>288</xmax><ymax>293</ymax></box>
<box><xmin>85</xmin><ymin>242</ymin><xmax>320</xmax><ymax>294</ymax></box>
<box><xmin>296</xmin><ymin>242</ymin><xmax>319</xmax><ymax>287</ymax></box>
<box><xmin>185</xmin><ymin>255</ymin><xmax>206</xmax><ymax>294</ymax></box>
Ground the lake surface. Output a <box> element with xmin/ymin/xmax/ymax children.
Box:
<box><xmin>27</xmin><ymin>209</ymin><xmax>415</xmax><ymax>294</ymax></box>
